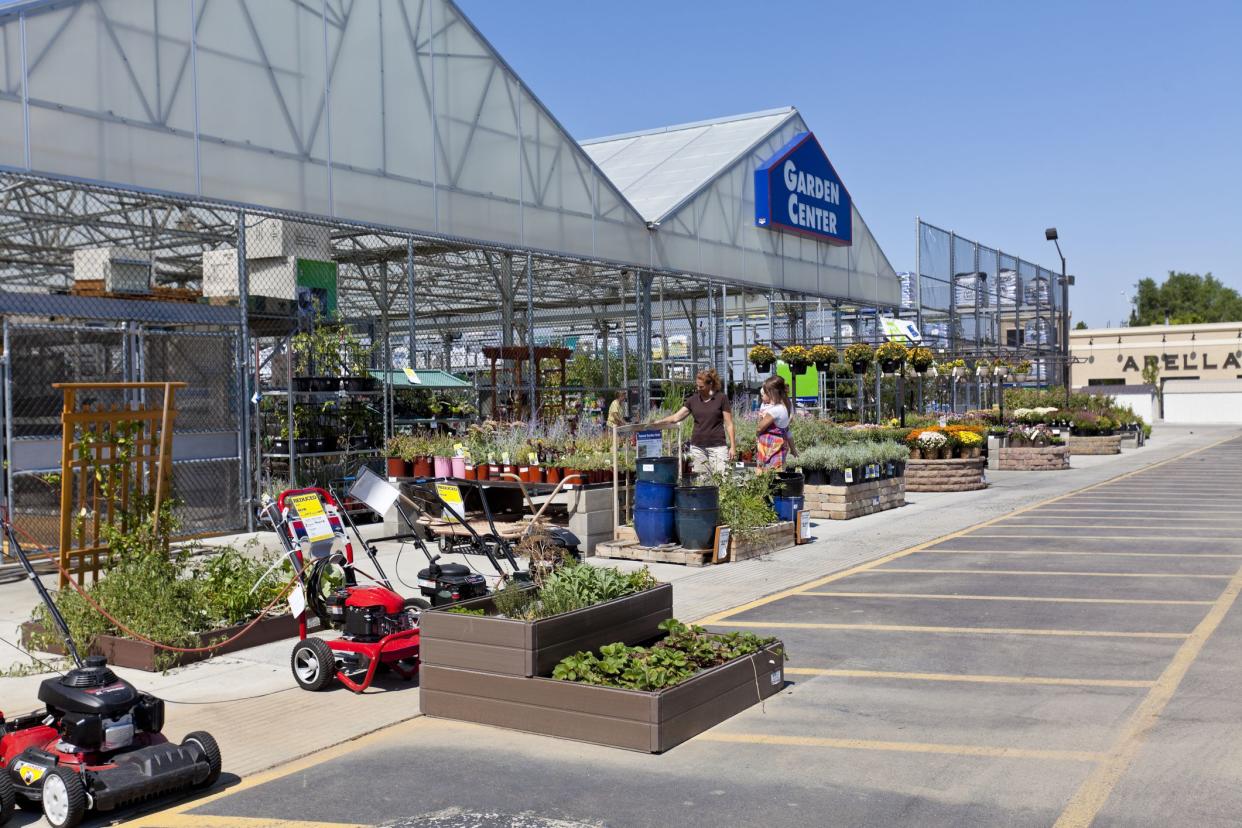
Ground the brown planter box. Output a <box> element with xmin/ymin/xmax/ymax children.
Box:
<box><xmin>20</xmin><ymin>614</ymin><xmax>299</xmax><ymax>672</ymax></box>
<box><xmin>904</xmin><ymin>457</ymin><xmax>987</xmax><ymax>492</ymax></box>
<box><xmin>420</xmin><ymin>642</ymin><xmax>784</xmax><ymax>753</ymax></box>
<box><xmin>419</xmin><ymin>583</ymin><xmax>673</xmax><ymax>677</ymax></box>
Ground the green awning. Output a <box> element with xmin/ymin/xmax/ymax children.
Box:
<box><xmin>370</xmin><ymin>369</ymin><xmax>472</xmax><ymax>390</ymax></box>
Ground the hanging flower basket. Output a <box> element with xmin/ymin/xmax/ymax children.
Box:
<box><xmin>808</xmin><ymin>344</ymin><xmax>836</xmax><ymax>374</ymax></box>
<box><xmin>880</xmin><ymin>359</ymin><xmax>903</xmax><ymax>375</ymax></box>
<box><xmin>780</xmin><ymin>345</ymin><xmax>812</xmax><ymax>376</ymax></box>
<box><xmin>843</xmin><ymin>343</ymin><xmax>873</xmax><ymax>376</ymax></box>
<box><xmin>875</xmin><ymin>341</ymin><xmax>909</xmax><ymax>376</ymax></box>
<box><xmin>908</xmin><ymin>346</ymin><xmax>935</xmax><ymax>374</ymax></box>
<box><xmin>748</xmin><ymin>344</ymin><xmax>776</xmax><ymax>375</ymax></box>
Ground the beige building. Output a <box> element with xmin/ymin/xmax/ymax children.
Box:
<box><xmin>1070</xmin><ymin>321</ymin><xmax>1242</xmax><ymax>387</ymax></box>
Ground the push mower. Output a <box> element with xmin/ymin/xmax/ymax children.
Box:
<box><xmin>0</xmin><ymin>517</ymin><xmax>221</xmax><ymax>828</ymax></box>
<box><xmin>260</xmin><ymin>485</ymin><xmax>426</xmax><ymax>693</ymax></box>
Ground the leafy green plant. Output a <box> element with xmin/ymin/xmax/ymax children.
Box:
<box><xmin>551</xmin><ymin>618</ymin><xmax>781</xmax><ymax>691</ymax></box>
<box><xmin>706</xmin><ymin>469</ymin><xmax>777</xmax><ymax>539</ymax></box>
<box><xmin>31</xmin><ymin>513</ymin><xmax>290</xmax><ymax>670</ymax></box>
<box><xmin>446</xmin><ymin>606</ymin><xmax>486</xmax><ymax>616</ymax></box>
<box><xmin>484</xmin><ymin>559</ymin><xmax>656</xmax><ymax>621</ymax></box>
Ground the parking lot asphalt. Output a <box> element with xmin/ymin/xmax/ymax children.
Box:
<box><xmin>101</xmin><ymin>432</ymin><xmax>1242</xmax><ymax>828</ymax></box>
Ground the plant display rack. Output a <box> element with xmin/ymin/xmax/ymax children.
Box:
<box><xmin>420</xmin><ymin>642</ymin><xmax>784</xmax><ymax>753</ymax></box>
<box><xmin>803</xmin><ymin>477</ymin><xmax>905</xmax><ymax>520</ymax></box>
<box><xmin>904</xmin><ymin>457</ymin><xmax>987</xmax><ymax>492</ymax></box>
<box><xmin>596</xmin><ymin>521</ymin><xmax>795</xmax><ymax>567</ymax></box>
<box><xmin>997</xmin><ymin>445</ymin><xmax>1071</xmax><ymax>470</ymax></box>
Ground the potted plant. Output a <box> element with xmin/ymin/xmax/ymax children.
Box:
<box><xmin>781</xmin><ymin>344</ymin><xmax>812</xmax><ymax>376</ymax></box>
<box><xmin>386</xmin><ymin>435</ymin><xmax>412</xmax><ymax>477</ymax></box>
<box><xmin>957</xmin><ymin>430</ymin><xmax>983</xmax><ymax>458</ymax></box>
<box><xmin>844</xmin><ymin>342</ymin><xmax>874</xmax><ymax>375</ymax></box>
<box><xmin>793</xmin><ymin>445</ymin><xmax>830</xmax><ymax>486</ymax></box>
<box><xmin>876</xmin><ymin>341</ymin><xmax>909</xmax><ymax>375</ymax></box>
<box><xmin>808</xmin><ymin>343</ymin><xmax>837</xmax><ymax>373</ymax></box>
<box><xmin>949</xmin><ymin>358</ymin><xmax>967</xmax><ymax>379</ymax></box>
<box><xmin>748</xmin><ymin>344</ymin><xmax>776</xmax><ymax>373</ymax></box>
<box><xmin>915</xmin><ymin>430</ymin><xmax>948</xmax><ymax>460</ymax></box>
<box><xmin>909</xmin><ymin>346</ymin><xmax>935</xmax><ymax>374</ymax></box>
<box><xmin>1013</xmin><ymin>359</ymin><xmax>1032</xmax><ymax>381</ymax></box>
<box><xmin>992</xmin><ymin>357</ymin><xmax>1010</xmax><ymax>378</ymax></box>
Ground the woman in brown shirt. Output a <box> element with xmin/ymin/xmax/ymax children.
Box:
<box><xmin>653</xmin><ymin>368</ymin><xmax>734</xmax><ymax>476</ymax></box>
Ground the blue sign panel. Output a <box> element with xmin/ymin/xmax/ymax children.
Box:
<box><xmin>754</xmin><ymin>132</ymin><xmax>852</xmax><ymax>245</ymax></box>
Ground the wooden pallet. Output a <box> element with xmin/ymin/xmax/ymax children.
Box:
<box><xmin>594</xmin><ymin>540</ymin><xmax>713</xmax><ymax>567</ymax></box>
<box><xmin>69</xmin><ymin>280</ymin><xmax>201</xmax><ymax>304</ymax></box>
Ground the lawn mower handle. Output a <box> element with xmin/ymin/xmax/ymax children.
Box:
<box><xmin>1</xmin><ymin>513</ymin><xmax>83</xmax><ymax>668</ymax></box>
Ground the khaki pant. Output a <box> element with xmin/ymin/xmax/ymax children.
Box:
<box><xmin>688</xmin><ymin>445</ymin><xmax>729</xmax><ymax>477</ymax></box>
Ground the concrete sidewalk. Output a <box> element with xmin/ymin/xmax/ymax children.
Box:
<box><xmin>0</xmin><ymin>424</ymin><xmax>1235</xmax><ymax>821</ymax></box>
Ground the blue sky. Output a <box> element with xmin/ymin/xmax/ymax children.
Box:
<box><xmin>459</xmin><ymin>0</ymin><xmax>1242</xmax><ymax>328</ymax></box>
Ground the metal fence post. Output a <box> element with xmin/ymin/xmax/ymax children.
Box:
<box><xmin>638</xmin><ymin>271</ymin><xmax>652</xmax><ymax>412</ymax></box>
<box><xmin>236</xmin><ymin>210</ymin><xmax>254</xmax><ymax>530</ymax></box>
<box><xmin>526</xmin><ymin>253</ymin><xmax>535</xmax><ymax>419</ymax></box>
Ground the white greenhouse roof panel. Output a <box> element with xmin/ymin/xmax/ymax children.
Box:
<box><xmin>582</xmin><ymin>108</ymin><xmax>797</xmax><ymax>223</ymax></box>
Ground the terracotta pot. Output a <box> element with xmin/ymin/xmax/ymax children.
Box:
<box><xmin>476</xmin><ymin>463</ymin><xmax>491</xmax><ymax>480</ymax></box>
<box><xmin>412</xmin><ymin>457</ymin><xmax>433</xmax><ymax>478</ymax></box>
<box><xmin>518</xmin><ymin>466</ymin><xmax>532</xmax><ymax>483</ymax></box>
<box><xmin>464</xmin><ymin>464</ymin><xmax>477</xmax><ymax>480</ymax></box>
<box><xmin>531</xmin><ymin>466</ymin><xmax>546</xmax><ymax>484</ymax></box>
<box><xmin>562</xmin><ymin>468</ymin><xmax>581</xmax><ymax>485</ymax></box>
<box><xmin>545</xmin><ymin>466</ymin><xmax>562</xmax><ymax>485</ymax></box>
<box><xmin>909</xmin><ymin>448</ymin><xmax>922</xmax><ymax>460</ymax></box>
<box><xmin>387</xmin><ymin>457</ymin><xmax>411</xmax><ymax>478</ymax></box>
<box><xmin>501</xmin><ymin>464</ymin><xmax>516</xmax><ymax>479</ymax></box>
<box><xmin>741</xmin><ymin>450</ymin><xmax>755</xmax><ymax>463</ymax></box>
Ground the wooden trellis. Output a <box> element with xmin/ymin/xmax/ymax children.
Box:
<box><xmin>55</xmin><ymin>382</ymin><xmax>184</xmax><ymax>587</ymax></box>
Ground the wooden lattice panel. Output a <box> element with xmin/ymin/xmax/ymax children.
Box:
<box><xmin>54</xmin><ymin>382</ymin><xmax>184</xmax><ymax>587</ymax></box>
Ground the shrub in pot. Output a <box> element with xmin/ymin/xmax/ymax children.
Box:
<box><xmin>808</xmin><ymin>343</ymin><xmax>837</xmax><ymax>372</ymax></box>
<box><xmin>748</xmin><ymin>344</ymin><xmax>776</xmax><ymax>373</ymax></box>
<box><xmin>844</xmin><ymin>342</ymin><xmax>874</xmax><ymax>375</ymax></box>
<box><xmin>781</xmin><ymin>344</ymin><xmax>812</xmax><ymax>376</ymax></box>
<box><xmin>876</xmin><ymin>341</ymin><xmax>909</xmax><ymax>375</ymax></box>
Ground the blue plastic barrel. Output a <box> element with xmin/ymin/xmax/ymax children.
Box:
<box><xmin>772</xmin><ymin>495</ymin><xmax>804</xmax><ymax>522</ymax></box>
<box><xmin>634</xmin><ymin>506</ymin><xmax>677</xmax><ymax>547</ymax></box>
<box><xmin>636</xmin><ymin>456</ymin><xmax>679</xmax><ymax>485</ymax></box>
<box><xmin>634</xmin><ymin>480</ymin><xmax>675</xmax><ymax>509</ymax></box>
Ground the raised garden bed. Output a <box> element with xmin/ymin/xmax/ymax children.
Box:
<box><xmin>1066</xmin><ymin>434</ymin><xmax>1122</xmax><ymax>455</ymax></box>
<box><xmin>20</xmin><ymin>613</ymin><xmax>298</xmax><ymax>672</ymax></box>
<box><xmin>997</xmin><ymin>445</ymin><xmax>1071</xmax><ymax>471</ymax></box>
<box><xmin>418</xmin><ymin>583</ymin><xmax>673</xmax><ymax>677</ymax></box>
<box><xmin>803</xmin><ymin>477</ymin><xmax>905</xmax><ymax>520</ymax></box>
<box><xmin>596</xmin><ymin>521</ymin><xmax>795</xmax><ymax>566</ymax></box>
<box><xmin>420</xmin><ymin>642</ymin><xmax>784</xmax><ymax>753</ymax></box>
<box><xmin>904</xmin><ymin>457</ymin><xmax>987</xmax><ymax>492</ymax></box>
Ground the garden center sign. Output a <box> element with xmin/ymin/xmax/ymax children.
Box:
<box><xmin>754</xmin><ymin>132</ymin><xmax>853</xmax><ymax>245</ymax></box>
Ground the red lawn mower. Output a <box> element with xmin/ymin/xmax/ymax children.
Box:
<box><xmin>260</xmin><ymin>486</ymin><xmax>425</xmax><ymax>693</ymax></box>
<box><xmin>0</xmin><ymin>517</ymin><xmax>221</xmax><ymax>828</ymax></box>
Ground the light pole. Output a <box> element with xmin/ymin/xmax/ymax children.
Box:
<box><xmin>1045</xmin><ymin>228</ymin><xmax>1072</xmax><ymax>407</ymax></box>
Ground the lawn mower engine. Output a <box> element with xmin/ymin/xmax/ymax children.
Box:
<box><xmin>416</xmin><ymin>560</ymin><xmax>489</xmax><ymax>607</ymax></box>
<box><xmin>1</xmin><ymin>656</ymin><xmax>220</xmax><ymax>828</ymax></box>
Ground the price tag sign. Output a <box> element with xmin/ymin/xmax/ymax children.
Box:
<box><xmin>287</xmin><ymin>493</ymin><xmax>334</xmax><ymax>542</ymax></box>
<box><xmin>436</xmin><ymin>482</ymin><xmax>466</xmax><ymax>523</ymax></box>
<box><xmin>712</xmin><ymin>525</ymin><xmax>732</xmax><ymax>564</ymax></box>
<box><xmin>796</xmin><ymin>510</ymin><xmax>811</xmax><ymax>544</ymax></box>
<box><xmin>403</xmin><ymin>367</ymin><xmax>422</xmax><ymax>385</ymax></box>
<box><xmin>636</xmin><ymin>430</ymin><xmax>663</xmax><ymax>459</ymax></box>
<box><xmin>288</xmin><ymin>584</ymin><xmax>307</xmax><ymax>619</ymax></box>
<box><xmin>844</xmin><ymin>468</ymin><xmax>854</xmax><ymax>484</ymax></box>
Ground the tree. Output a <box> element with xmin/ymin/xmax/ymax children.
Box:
<box><xmin>1128</xmin><ymin>272</ymin><xmax>1242</xmax><ymax>326</ymax></box>
<box><xmin>1074</xmin><ymin>321</ymin><xmax>1088</xmax><ymax>330</ymax></box>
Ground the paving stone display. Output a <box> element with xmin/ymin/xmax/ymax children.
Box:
<box><xmin>996</xmin><ymin>445</ymin><xmax>1071</xmax><ymax>470</ymax></box>
<box><xmin>904</xmin><ymin>457</ymin><xmax>987</xmax><ymax>491</ymax></box>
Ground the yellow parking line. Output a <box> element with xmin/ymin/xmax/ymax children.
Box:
<box><xmin>800</xmin><ymin>591</ymin><xmax>1213</xmax><ymax>606</ymax></box>
<box><xmin>785</xmin><ymin>667</ymin><xmax>1155</xmax><ymax>688</ymax></box>
<box><xmin>964</xmin><ymin>533</ymin><xmax>1242</xmax><ymax>542</ymax></box>
<box><xmin>694</xmin><ymin>434</ymin><xmax>1238</xmax><ymax>626</ymax></box>
<box><xmin>993</xmin><ymin>523</ymin><xmax>1242</xmax><ymax>531</ymax></box>
<box><xmin>121</xmin><ymin>717</ymin><xmax>426</xmax><ymax>826</ymax></box>
<box><xmin>719</xmin><ymin>621</ymin><xmax>1188</xmax><ymax>639</ymax></box>
<box><xmin>1015</xmin><ymin>515</ymin><xmax>1242</xmax><ymax>522</ymax></box>
<box><xmin>870</xmin><ymin>568</ymin><xmax>1230</xmax><ymax>579</ymax></box>
<box><xmin>1054</xmin><ymin>559</ymin><xmax>1242</xmax><ymax>827</ymax></box>
<box><xmin>925</xmin><ymin>549</ymin><xmax>1242</xmax><ymax>559</ymax></box>
<box><xmin>697</xmin><ymin>732</ymin><xmax>1104</xmax><ymax>762</ymax></box>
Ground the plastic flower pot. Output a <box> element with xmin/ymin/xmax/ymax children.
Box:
<box><xmin>753</xmin><ymin>361</ymin><xmax>773</xmax><ymax>373</ymax></box>
<box><xmin>463</xmin><ymin>463</ymin><xmax>478</xmax><ymax>481</ymax></box>
<box><xmin>451</xmin><ymin>457</ymin><xmax>467</xmax><ymax>478</ymax></box>
<box><xmin>880</xmin><ymin>359</ymin><xmax>903</xmax><ymax>375</ymax></box>
<box><xmin>412</xmin><ymin>457</ymin><xmax>433</xmax><ymax>478</ymax></box>
<box><xmin>387</xmin><ymin>457</ymin><xmax>411</xmax><ymax>478</ymax></box>
<box><xmin>852</xmin><ymin>360</ymin><xmax>870</xmax><ymax>375</ymax></box>
<box><xmin>544</xmin><ymin>467</ymin><xmax>562</xmax><ymax>485</ymax></box>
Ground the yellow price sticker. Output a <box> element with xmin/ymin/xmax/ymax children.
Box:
<box><xmin>288</xmin><ymin>493</ymin><xmax>333</xmax><ymax>542</ymax></box>
<box><xmin>435</xmin><ymin>483</ymin><xmax>466</xmax><ymax>523</ymax></box>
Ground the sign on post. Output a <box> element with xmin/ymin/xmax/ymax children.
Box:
<box><xmin>636</xmin><ymin>429</ymin><xmax>664</xmax><ymax>459</ymax></box>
